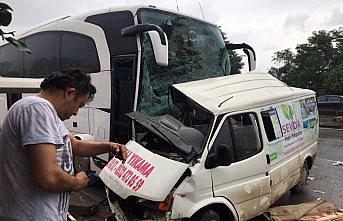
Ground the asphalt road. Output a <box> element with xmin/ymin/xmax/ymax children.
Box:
<box><xmin>273</xmin><ymin>127</ymin><xmax>343</xmax><ymax>208</ymax></box>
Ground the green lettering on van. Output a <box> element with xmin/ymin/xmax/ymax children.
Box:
<box><xmin>270</xmin><ymin>152</ymin><xmax>278</xmax><ymax>161</ymax></box>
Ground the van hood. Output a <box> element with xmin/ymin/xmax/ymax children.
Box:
<box><xmin>100</xmin><ymin>140</ymin><xmax>188</xmax><ymax>201</ymax></box>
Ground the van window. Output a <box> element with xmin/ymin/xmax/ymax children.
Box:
<box><xmin>213</xmin><ymin>113</ymin><xmax>261</xmax><ymax>163</ymax></box>
<box><xmin>212</xmin><ymin>119</ymin><xmax>235</xmax><ymax>163</ymax></box>
<box><xmin>261</xmin><ymin>109</ymin><xmax>282</xmax><ymax>142</ymax></box>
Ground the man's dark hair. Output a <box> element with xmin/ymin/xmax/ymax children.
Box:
<box><xmin>40</xmin><ymin>69</ymin><xmax>96</xmax><ymax>99</ymax></box>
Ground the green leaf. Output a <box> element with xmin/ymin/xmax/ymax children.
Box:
<box><xmin>5</xmin><ymin>37</ymin><xmax>32</xmax><ymax>54</ymax></box>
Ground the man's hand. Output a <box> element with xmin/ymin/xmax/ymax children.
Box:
<box><xmin>74</xmin><ymin>172</ymin><xmax>89</xmax><ymax>191</ymax></box>
<box><xmin>28</xmin><ymin>143</ymin><xmax>90</xmax><ymax>193</ymax></box>
<box><xmin>109</xmin><ymin>143</ymin><xmax>128</xmax><ymax>163</ymax></box>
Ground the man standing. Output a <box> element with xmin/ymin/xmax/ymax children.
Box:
<box><xmin>0</xmin><ymin>70</ymin><xmax>127</xmax><ymax>221</ymax></box>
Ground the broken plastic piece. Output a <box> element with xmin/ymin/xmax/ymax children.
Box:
<box><xmin>332</xmin><ymin>161</ymin><xmax>343</xmax><ymax>166</ymax></box>
<box><xmin>313</xmin><ymin>189</ymin><xmax>326</xmax><ymax>194</ymax></box>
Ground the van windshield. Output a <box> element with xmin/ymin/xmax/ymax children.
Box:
<box><xmin>137</xmin><ymin>9</ymin><xmax>230</xmax><ymax>117</ymax></box>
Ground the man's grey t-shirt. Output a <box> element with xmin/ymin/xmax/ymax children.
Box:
<box><xmin>0</xmin><ymin>96</ymin><xmax>74</xmax><ymax>221</ymax></box>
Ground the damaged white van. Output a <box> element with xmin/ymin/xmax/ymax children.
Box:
<box><xmin>100</xmin><ymin>73</ymin><xmax>319</xmax><ymax>221</ymax></box>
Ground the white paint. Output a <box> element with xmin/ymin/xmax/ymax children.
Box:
<box><xmin>100</xmin><ymin>141</ymin><xmax>188</xmax><ymax>201</ymax></box>
<box><xmin>260</xmin><ymin>197</ymin><xmax>269</xmax><ymax>206</ymax></box>
<box><xmin>244</xmin><ymin>184</ymin><xmax>252</xmax><ymax>194</ymax></box>
<box><xmin>148</xmin><ymin>31</ymin><xmax>168</xmax><ymax>66</ymax></box>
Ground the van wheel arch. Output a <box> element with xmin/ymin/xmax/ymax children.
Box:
<box><xmin>291</xmin><ymin>160</ymin><xmax>309</xmax><ymax>193</ymax></box>
<box><xmin>190</xmin><ymin>203</ymin><xmax>235</xmax><ymax>221</ymax></box>
<box><xmin>305</xmin><ymin>156</ymin><xmax>313</xmax><ymax>170</ymax></box>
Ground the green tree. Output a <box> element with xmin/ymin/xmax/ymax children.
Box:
<box><xmin>269</xmin><ymin>48</ymin><xmax>295</xmax><ymax>82</ymax></box>
<box><xmin>0</xmin><ymin>2</ymin><xmax>31</xmax><ymax>53</ymax></box>
<box><xmin>220</xmin><ymin>27</ymin><xmax>244</xmax><ymax>74</ymax></box>
<box><xmin>269</xmin><ymin>28</ymin><xmax>343</xmax><ymax>95</ymax></box>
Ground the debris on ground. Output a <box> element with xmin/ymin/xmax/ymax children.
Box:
<box><xmin>69</xmin><ymin>189</ymin><xmax>112</xmax><ymax>221</ymax></box>
<box><xmin>307</xmin><ymin>176</ymin><xmax>315</xmax><ymax>181</ymax></box>
<box><xmin>314</xmin><ymin>189</ymin><xmax>326</xmax><ymax>194</ymax></box>
<box><xmin>263</xmin><ymin>199</ymin><xmax>343</xmax><ymax>221</ymax></box>
<box><xmin>332</xmin><ymin>161</ymin><xmax>343</xmax><ymax>166</ymax></box>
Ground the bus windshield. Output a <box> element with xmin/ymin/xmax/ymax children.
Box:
<box><xmin>137</xmin><ymin>9</ymin><xmax>230</xmax><ymax>117</ymax></box>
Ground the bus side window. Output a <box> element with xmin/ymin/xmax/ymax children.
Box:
<box><xmin>61</xmin><ymin>32</ymin><xmax>100</xmax><ymax>73</ymax></box>
<box><xmin>24</xmin><ymin>32</ymin><xmax>60</xmax><ymax>78</ymax></box>
<box><xmin>0</xmin><ymin>43</ymin><xmax>24</xmax><ymax>77</ymax></box>
<box><xmin>7</xmin><ymin>93</ymin><xmax>22</xmax><ymax>109</ymax></box>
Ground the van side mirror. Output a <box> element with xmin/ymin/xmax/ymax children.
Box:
<box><xmin>121</xmin><ymin>24</ymin><xmax>168</xmax><ymax>66</ymax></box>
<box><xmin>226</xmin><ymin>43</ymin><xmax>256</xmax><ymax>71</ymax></box>
<box><xmin>205</xmin><ymin>144</ymin><xmax>232</xmax><ymax>169</ymax></box>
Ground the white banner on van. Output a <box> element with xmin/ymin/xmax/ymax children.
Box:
<box><xmin>277</xmin><ymin>102</ymin><xmax>302</xmax><ymax>137</ymax></box>
<box><xmin>269</xmin><ymin>97</ymin><xmax>317</xmax><ymax>164</ymax></box>
<box><xmin>273</xmin><ymin>102</ymin><xmax>305</xmax><ymax>161</ymax></box>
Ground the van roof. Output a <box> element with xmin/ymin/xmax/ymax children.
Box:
<box><xmin>172</xmin><ymin>73</ymin><xmax>315</xmax><ymax>115</ymax></box>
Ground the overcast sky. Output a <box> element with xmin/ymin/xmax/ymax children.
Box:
<box><xmin>3</xmin><ymin>0</ymin><xmax>343</xmax><ymax>72</ymax></box>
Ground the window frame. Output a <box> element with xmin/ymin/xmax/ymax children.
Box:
<box><xmin>261</xmin><ymin>108</ymin><xmax>283</xmax><ymax>143</ymax></box>
<box><xmin>209</xmin><ymin>111</ymin><xmax>263</xmax><ymax>164</ymax></box>
<box><xmin>0</xmin><ymin>30</ymin><xmax>101</xmax><ymax>78</ymax></box>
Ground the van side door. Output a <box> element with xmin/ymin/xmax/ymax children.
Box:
<box><xmin>207</xmin><ymin>112</ymin><xmax>271</xmax><ymax>221</ymax></box>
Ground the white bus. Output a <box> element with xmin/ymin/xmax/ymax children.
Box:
<box><xmin>0</xmin><ymin>5</ymin><xmax>255</xmax><ymax>172</ymax></box>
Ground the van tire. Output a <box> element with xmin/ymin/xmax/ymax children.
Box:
<box><xmin>291</xmin><ymin>162</ymin><xmax>309</xmax><ymax>193</ymax></box>
<box><xmin>191</xmin><ymin>209</ymin><xmax>221</xmax><ymax>221</ymax></box>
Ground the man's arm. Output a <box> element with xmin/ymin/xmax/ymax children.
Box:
<box><xmin>28</xmin><ymin>143</ymin><xmax>88</xmax><ymax>193</ymax></box>
<box><xmin>69</xmin><ymin>134</ymin><xmax>127</xmax><ymax>160</ymax></box>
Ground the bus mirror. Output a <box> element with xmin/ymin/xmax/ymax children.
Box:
<box><xmin>121</xmin><ymin>24</ymin><xmax>168</xmax><ymax>66</ymax></box>
<box><xmin>226</xmin><ymin>43</ymin><xmax>256</xmax><ymax>71</ymax></box>
<box><xmin>148</xmin><ymin>31</ymin><xmax>168</xmax><ymax>66</ymax></box>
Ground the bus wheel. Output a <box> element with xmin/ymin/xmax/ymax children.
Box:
<box><xmin>291</xmin><ymin>162</ymin><xmax>309</xmax><ymax>193</ymax></box>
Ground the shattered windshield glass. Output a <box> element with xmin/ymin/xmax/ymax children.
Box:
<box><xmin>137</xmin><ymin>9</ymin><xmax>231</xmax><ymax>117</ymax></box>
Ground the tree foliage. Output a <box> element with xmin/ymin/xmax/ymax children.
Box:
<box><xmin>0</xmin><ymin>2</ymin><xmax>31</xmax><ymax>53</ymax></box>
<box><xmin>220</xmin><ymin>27</ymin><xmax>244</xmax><ymax>74</ymax></box>
<box><xmin>269</xmin><ymin>28</ymin><xmax>343</xmax><ymax>95</ymax></box>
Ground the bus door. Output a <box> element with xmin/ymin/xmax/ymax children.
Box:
<box><xmin>110</xmin><ymin>55</ymin><xmax>137</xmax><ymax>144</ymax></box>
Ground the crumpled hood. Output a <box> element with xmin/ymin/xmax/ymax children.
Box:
<box><xmin>100</xmin><ymin>140</ymin><xmax>188</xmax><ymax>201</ymax></box>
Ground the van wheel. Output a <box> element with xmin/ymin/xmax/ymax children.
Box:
<box><xmin>291</xmin><ymin>162</ymin><xmax>309</xmax><ymax>193</ymax></box>
<box><xmin>191</xmin><ymin>209</ymin><xmax>221</xmax><ymax>221</ymax></box>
